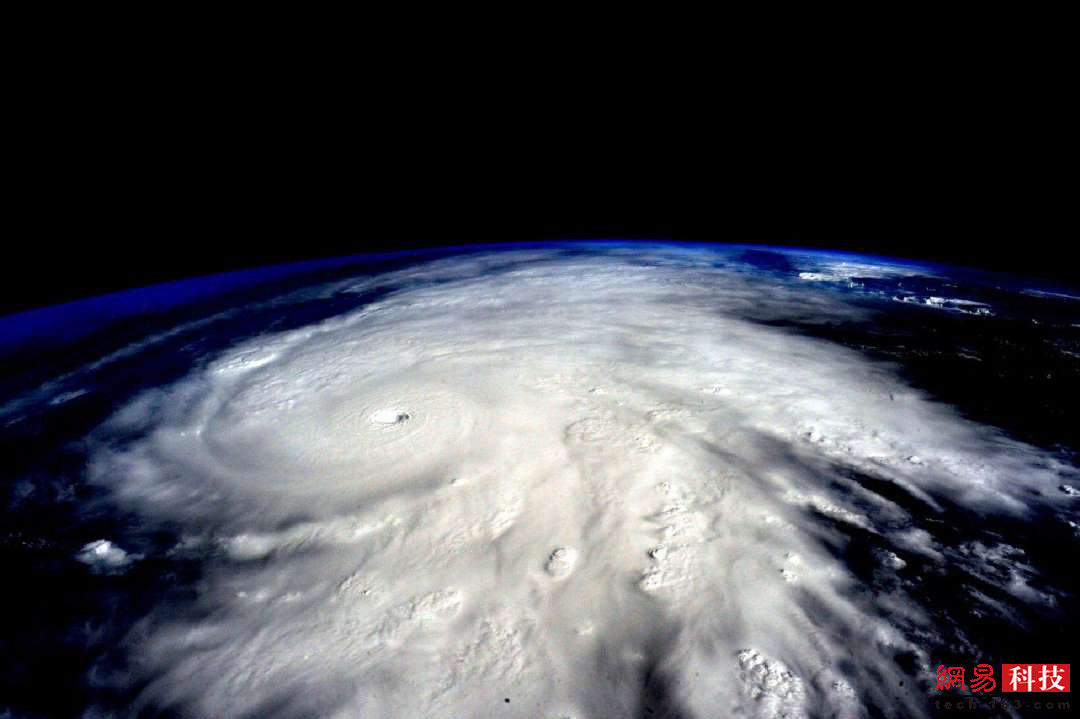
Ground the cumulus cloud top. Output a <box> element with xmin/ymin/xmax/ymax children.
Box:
<box><xmin>76</xmin><ymin>539</ymin><xmax>137</xmax><ymax>572</ymax></box>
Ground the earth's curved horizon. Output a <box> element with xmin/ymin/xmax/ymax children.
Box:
<box><xmin>1</xmin><ymin>241</ymin><xmax>1077</xmax><ymax>718</ymax></box>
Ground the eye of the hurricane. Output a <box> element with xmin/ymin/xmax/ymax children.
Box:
<box><xmin>370</xmin><ymin>408</ymin><xmax>411</xmax><ymax>426</ymax></box>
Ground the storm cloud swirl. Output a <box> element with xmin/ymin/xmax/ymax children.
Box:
<box><xmin>84</xmin><ymin>247</ymin><xmax>1076</xmax><ymax>718</ymax></box>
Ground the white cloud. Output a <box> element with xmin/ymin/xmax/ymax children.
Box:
<box><xmin>76</xmin><ymin>539</ymin><xmax>137</xmax><ymax>572</ymax></box>
<box><xmin>85</xmin><ymin>248</ymin><xmax>1071</xmax><ymax>717</ymax></box>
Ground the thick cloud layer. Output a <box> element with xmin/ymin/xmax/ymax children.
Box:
<box><xmin>86</xmin><ymin>248</ymin><xmax>1074</xmax><ymax>717</ymax></box>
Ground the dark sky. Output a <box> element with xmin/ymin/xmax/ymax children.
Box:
<box><xmin>6</xmin><ymin>100</ymin><xmax>1073</xmax><ymax>316</ymax></box>
<box><xmin>7</xmin><ymin>15</ymin><xmax>1073</xmax><ymax>317</ymax></box>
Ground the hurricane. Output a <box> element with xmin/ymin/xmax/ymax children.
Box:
<box><xmin>3</xmin><ymin>244</ymin><xmax>1077</xmax><ymax>718</ymax></box>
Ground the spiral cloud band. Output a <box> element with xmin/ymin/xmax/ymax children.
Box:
<box><xmin>86</xmin><ymin>247</ymin><xmax>1073</xmax><ymax>717</ymax></box>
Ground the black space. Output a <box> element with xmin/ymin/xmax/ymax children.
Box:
<box><xmin>8</xmin><ymin>159</ymin><xmax>1073</xmax><ymax>318</ymax></box>
<box><xmin>7</xmin><ymin>48</ymin><xmax>1074</xmax><ymax>316</ymax></box>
